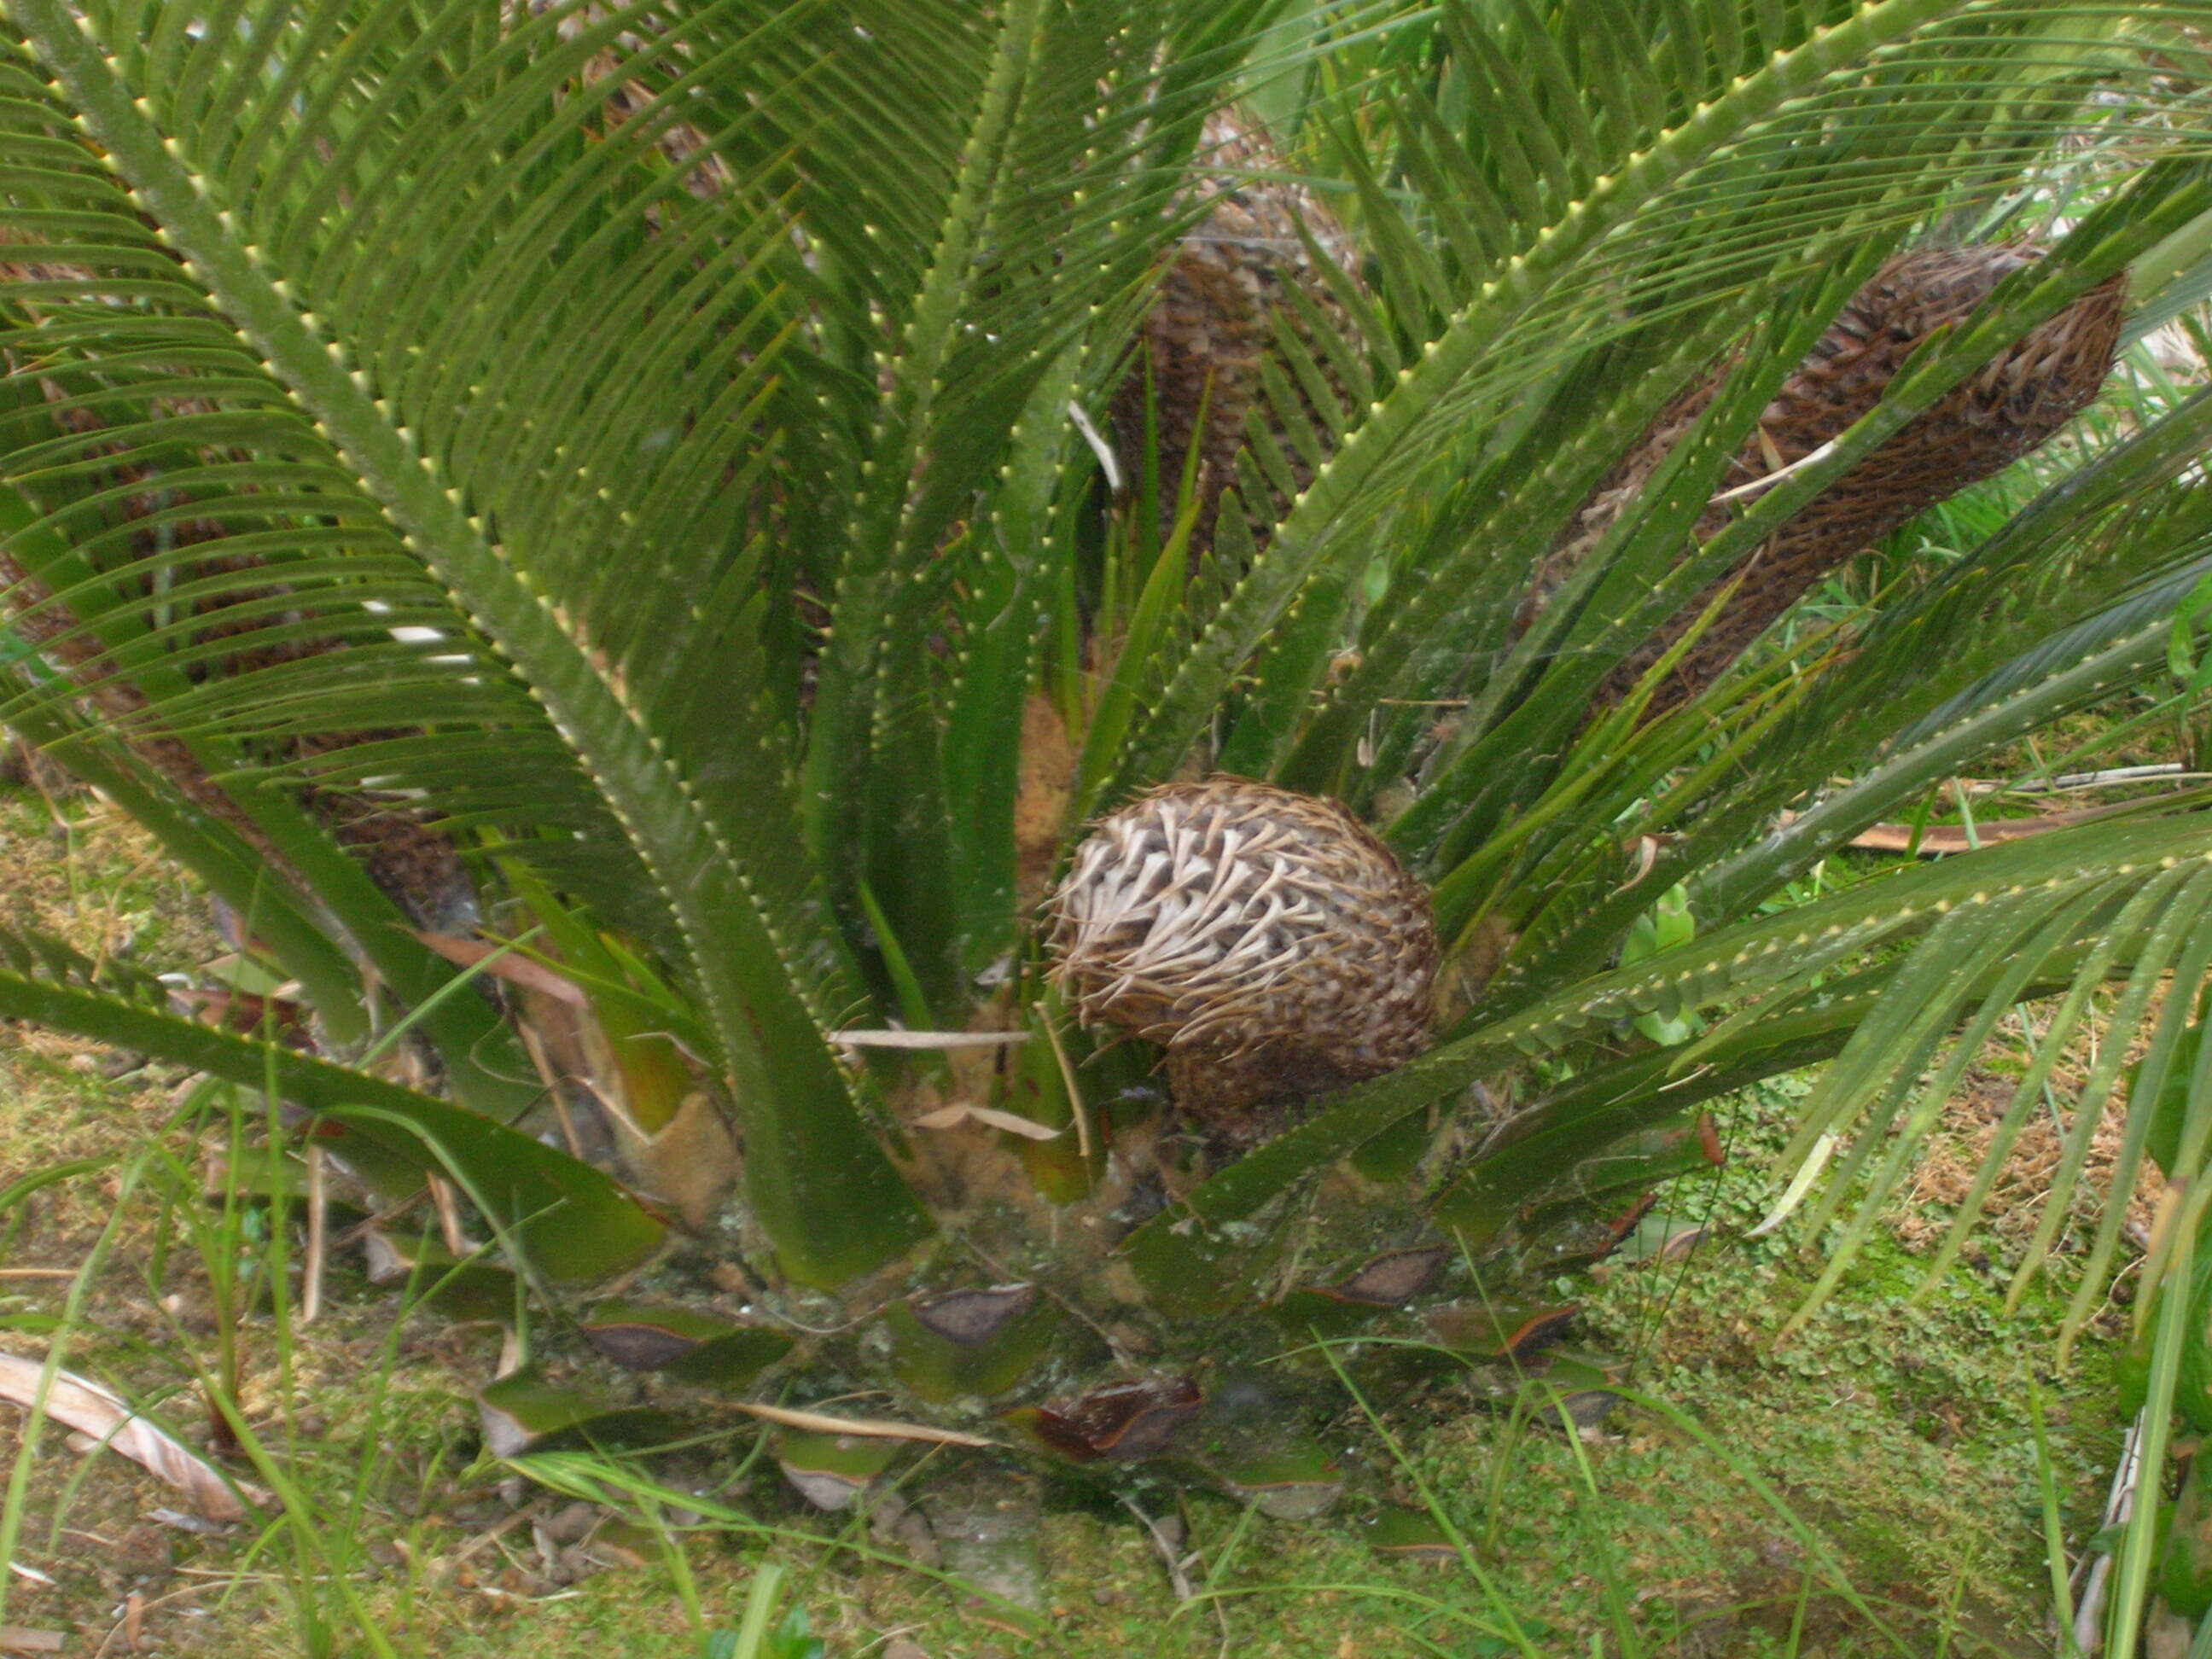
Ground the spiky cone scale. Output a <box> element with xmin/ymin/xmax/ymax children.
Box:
<box><xmin>1112</xmin><ymin>111</ymin><xmax>1361</xmax><ymax>554</ymax></box>
<box><xmin>1046</xmin><ymin>777</ymin><xmax>1437</xmax><ymax>1120</ymax></box>
<box><xmin>1525</xmin><ymin>246</ymin><xmax>2126</xmax><ymax>709</ymax></box>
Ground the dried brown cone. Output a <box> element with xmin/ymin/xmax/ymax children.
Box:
<box><xmin>1046</xmin><ymin>776</ymin><xmax>1436</xmax><ymax>1120</ymax></box>
<box><xmin>315</xmin><ymin>788</ymin><xmax>480</xmax><ymax>934</ymax></box>
<box><xmin>1112</xmin><ymin>110</ymin><xmax>1362</xmax><ymax>556</ymax></box>
<box><xmin>1526</xmin><ymin>245</ymin><xmax>2127</xmax><ymax>711</ymax></box>
<box><xmin>0</xmin><ymin>247</ymin><xmax>475</xmax><ymax>930</ymax></box>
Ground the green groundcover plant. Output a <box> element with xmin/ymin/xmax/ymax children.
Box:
<box><xmin>8</xmin><ymin>0</ymin><xmax>2212</xmax><ymax>1643</ymax></box>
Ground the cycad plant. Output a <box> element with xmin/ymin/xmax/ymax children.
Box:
<box><xmin>9</xmin><ymin>0</ymin><xmax>2212</xmax><ymax>1610</ymax></box>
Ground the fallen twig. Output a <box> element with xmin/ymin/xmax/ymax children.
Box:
<box><xmin>728</xmin><ymin>1400</ymin><xmax>998</xmax><ymax>1448</ymax></box>
<box><xmin>1121</xmin><ymin>1495</ymin><xmax>1194</xmax><ymax>1603</ymax></box>
<box><xmin>2071</xmin><ymin>1407</ymin><xmax>2147</xmax><ymax>1654</ymax></box>
<box><xmin>833</xmin><ymin>1029</ymin><xmax>1029</xmax><ymax>1051</ymax></box>
<box><xmin>300</xmin><ymin>1144</ymin><xmax>327</xmax><ymax>1327</ymax></box>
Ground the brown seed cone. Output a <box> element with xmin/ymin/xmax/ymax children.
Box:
<box><xmin>1046</xmin><ymin>776</ymin><xmax>1436</xmax><ymax>1120</ymax></box>
<box><xmin>0</xmin><ymin>247</ymin><xmax>476</xmax><ymax>930</ymax></box>
<box><xmin>1525</xmin><ymin>246</ymin><xmax>2126</xmax><ymax>711</ymax></box>
<box><xmin>1112</xmin><ymin>111</ymin><xmax>1362</xmax><ymax>556</ymax></box>
<box><xmin>317</xmin><ymin>792</ymin><xmax>481</xmax><ymax>934</ymax></box>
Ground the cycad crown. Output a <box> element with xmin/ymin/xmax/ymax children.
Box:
<box><xmin>5</xmin><ymin>0</ymin><xmax>2212</xmax><ymax>1569</ymax></box>
<box><xmin>1048</xmin><ymin>777</ymin><xmax>1437</xmax><ymax>1119</ymax></box>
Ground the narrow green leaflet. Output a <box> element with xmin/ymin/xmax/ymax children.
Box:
<box><xmin>0</xmin><ymin>946</ymin><xmax>662</xmax><ymax>1280</ymax></box>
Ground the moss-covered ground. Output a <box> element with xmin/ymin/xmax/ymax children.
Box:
<box><xmin>0</xmin><ymin>784</ymin><xmax>2138</xmax><ymax>1657</ymax></box>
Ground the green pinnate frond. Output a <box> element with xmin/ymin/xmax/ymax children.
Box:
<box><xmin>0</xmin><ymin>914</ymin><xmax>664</xmax><ymax>1278</ymax></box>
<box><xmin>3</xmin><ymin>0</ymin><xmax>929</xmax><ymax>1281</ymax></box>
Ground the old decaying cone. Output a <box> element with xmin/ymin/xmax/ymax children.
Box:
<box><xmin>0</xmin><ymin>238</ymin><xmax>479</xmax><ymax>933</ymax></box>
<box><xmin>1112</xmin><ymin>110</ymin><xmax>1359</xmax><ymax>554</ymax></box>
<box><xmin>1047</xmin><ymin>776</ymin><xmax>1437</xmax><ymax>1119</ymax></box>
<box><xmin>1525</xmin><ymin>244</ymin><xmax>2127</xmax><ymax>709</ymax></box>
<box><xmin>1114</xmin><ymin>144</ymin><xmax>2122</xmax><ymax>709</ymax></box>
